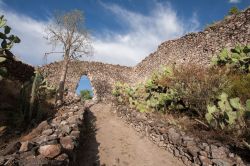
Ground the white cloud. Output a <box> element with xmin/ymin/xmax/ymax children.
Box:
<box><xmin>0</xmin><ymin>2</ymin><xmax>199</xmax><ymax>66</ymax></box>
<box><xmin>92</xmin><ymin>2</ymin><xmax>199</xmax><ymax>66</ymax></box>
<box><xmin>229</xmin><ymin>0</ymin><xmax>240</xmax><ymax>3</ymax></box>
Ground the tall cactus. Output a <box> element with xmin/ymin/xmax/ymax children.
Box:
<box><xmin>29</xmin><ymin>70</ymin><xmax>40</xmax><ymax>120</ymax></box>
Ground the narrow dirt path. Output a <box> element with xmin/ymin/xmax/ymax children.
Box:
<box><xmin>74</xmin><ymin>103</ymin><xmax>183</xmax><ymax>166</ymax></box>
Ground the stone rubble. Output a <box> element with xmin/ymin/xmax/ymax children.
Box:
<box><xmin>0</xmin><ymin>96</ymin><xmax>86</xmax><ymax>165</ymax></box>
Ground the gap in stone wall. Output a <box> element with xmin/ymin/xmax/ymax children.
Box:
<box><xmin>76</xmin><ymin>75</ymin><xmax>94</xmax><ymax>99</ymax></box>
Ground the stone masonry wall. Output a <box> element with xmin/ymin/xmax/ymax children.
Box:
<box><xmin>114</xmin><ymin>105</ymin><xmax>247</xmax><ymax>166</ymax></box>
<box><xmin>0</xmin><ymin>98</ymin><xmax>87</xmax><ymax>165</ymax></box>
<box><xmin>40</xmin><ymin>61</ymin><xmax>132</xmax><ymax>101</ymax></box>
<box><xmin>41</xmin><ymin>8</ymin><xmax>250</xmax><ymax>99</ymax></box>
<box><xmin>133</xmin><ymin>7</ymin><xmax>250</xmax><ymax>82</ymax></box>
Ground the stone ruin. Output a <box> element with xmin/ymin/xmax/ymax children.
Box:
<box><xmin>40</xmin><ymin>8</ymin><xmax>250</xmax><ymax>101</ymax></box>
<box><xmin>1</xmin><ymin>7</ymin><xmax>250</xmax><ymax>166</ymax></box>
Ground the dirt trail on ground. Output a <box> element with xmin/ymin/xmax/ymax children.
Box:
<box><xmin>74</xmin><ymin>103</ymin><xmax>183</xmax><ymax>166</ymax></box>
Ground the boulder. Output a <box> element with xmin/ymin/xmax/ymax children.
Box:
<box><xmin>38</xmin><ymin>144</ymin><xmax>62</xmax><ymax>158</ymax></box>
<box><xmin>60</xmin><ymin>136</ymin><xmax>75</xmax><ymax>150</ymax></box>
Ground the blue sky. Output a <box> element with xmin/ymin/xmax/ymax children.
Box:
<box><xmin>76</xmin><ymin>76</ymin><xmax>93</xmax><ymax>95</ymax></box>
<box><xmin>0</xmin><ymin>0</ymin><xmax>249</xmax><ymax>92</ymax></box>
<box><xmin>0</xmin><ymin>0</ymin><xmax>249</xmax><ymax>67</ymax></box>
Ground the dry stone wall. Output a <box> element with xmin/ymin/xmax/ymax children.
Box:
<box><xmin>134</xmin><ymin>7</ymin><xmax>250</xmax><ymax>82</ymax></box>
<box><xmin>40</xmin><ymin>61</ymin><xmax>132</xmax><ymax>101</ymax></box>
<box><xmin>113</xmin><ymin>105</ymin><xmax>247</xmax><ymax>166</ymax></box>
<box><xmin>41</xmin><ymin>8</ymin><xmax>250</xmax><ymax>100</ymax></box>
<box><xmin>0</xmin><ymin>98</ymin><xmax>87</xmax><ymax>165</ymax></box>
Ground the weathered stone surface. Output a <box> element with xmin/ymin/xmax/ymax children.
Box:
<box><xmin>212</xmin><ymin>159</ymin><xmax>231</xmax><ymax>166</ymax></box>
<box><xmin>168</xmin><ymin>128</ymin><xmax>181</xmax><ymax>145</ymax></box>
<box><xmin>1</xmin><ymin>141</ymin><xmax>21</xmax><ymax>155</ymax></box>
<box><xmin>32</xmin><ymin>134</ymin><xmax>58</xmax><ymax>145</ymax></box>
<box><xmin>210</xmin><ymin>145</ymin><xmax>227</xmax><ymax>159</ymax></box>
<box><xmin>70</xmin><ymin>131</ymin><xmax>80</xmax><ymax>139</ymax></box>
<box><xmin>42</xmin><ymin>129</ymin><xmax>54</xmax><ymax>136</ymax></box>
<box><xmin>60</xmin><ymin>125</ymin><xmax>72</xmax><ymax>134</ymax></box>
<box><xmin>55</xmin><ymin>153</ymin><xmax>69</xmax><ymax>161</ymax></box>
<box><xmin>60</xmin><ymin>136</ymin><xmax>75</xmax><ymax>150</ymax></box>
<box><xmin>199</xmin><ymin>155</ymin><xmax>212</xmax><ymax>166</ymax></box>
<box><xmin>38</xmin><ymin>144</ymin><xmax>62</xmax><ymax>158</ymax></box>
<box><xmin>187</xmin><ymin>144</ymin><xmax>200</xmax><ymax>158</ymax></box>
<box><xmin>19</xmin><ymin>141</ymin><xmax>34</xmax><ymax>152</ymax></box>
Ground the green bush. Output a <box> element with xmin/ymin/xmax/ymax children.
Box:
<box><xmin>80</xmin><ymin>90</ymin><xmax>93</xmax><ymax>100</ymax></box>
<box><xmin>228</xmin><ymin>6</ymin><xmax>239</xmax><ymax>15</ymax></box>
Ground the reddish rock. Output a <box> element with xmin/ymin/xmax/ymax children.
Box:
<box><xmin>60</xmin><ymin>136</ymin><xmax>75</xmax><ymax>150</ymax></box>
<box><xmin>38</xmin><ymin>144</ymin><xmax>61</xmax><ymax>158</ymax></box>
<box><xmin>19</xmin><ymin>141</ymin><xmax>34</xmax><ymax>152</ymax></box>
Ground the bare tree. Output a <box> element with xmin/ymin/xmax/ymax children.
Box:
<box><xmin>45</xmin><ymin>10</ymin><xmax>92</xmax><ymax>105</ymax></box>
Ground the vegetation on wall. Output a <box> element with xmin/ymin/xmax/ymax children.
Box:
<box><xmin>228</xmin><ymin>6</ymin><xmax>240</xmax><ymax>15</ymax></box>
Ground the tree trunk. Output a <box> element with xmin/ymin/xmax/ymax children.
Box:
<box><xmin>55</xmin><ymin>55</ymin><xmax>69</xmax><ymax>104</ymax></box>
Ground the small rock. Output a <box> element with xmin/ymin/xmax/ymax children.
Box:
<box><xmin>174</xmin><ymin>149</ymin><xmax>180</xmax><ymax>157</ymax></box>
<box><xmin>19</xmin><ymin>141</ymin><xmax>34</xmax><ymax>152</ymax></box>
<box><xmin>60</xmin><ymin>120</ymin><xmax>68</xmax><ymax>125</ymax></box>
<box><xmin>212</xmin><ymin>159</ymin><xmax>231</xmax><ymax>166</ymax></box>
<box><xmin>38</xmin><ymin>144</ymin><xmax>62</xmax><ymax>158</ymax></box>
<box><xmin>35</xmin><ymin>121</ymin><xmax>50</xmax><ymax>133</ymax></box>
<box><xmin>187</xmin><ymin>144</ymin><xmax>200</xmax><ymax>157</ymax></box>
<box><xmin>73</xmin><ymin>106</ymin><xmax>79</xmax><ymax>111</ymax></box>
<box><xmin>33</xmin><ymin>135</ymin><xmax>58</xmax><ymax>145</ymax></box>
<box><xmin>42</xmin><ymin>129</ymin><xmax>54</xmax><ymax>136</ymax></box>
<box><xmin>55</xmin><ymin>153</ymin><xmax>69</xmax><ymax>161</ymax></box>
<box><xmin>70</xmin><ymin>131</ymin><xmax>80</xmax><ymax>139</ymax></box>
<box><xmin>60</xmin><ymin>136</ymin><xmax>75</xmax><ymax>150</ymax></box>
<box><xmin>168</xmin><ymin>128</ymin><xmax>181</xmax><ymax>145</ymax></box>
<box><xmin>210</xmin><ymin>145</ymin><xmax>227</xmax><ymax>159</ymax></box>
<box><xmin>67</xmin><ymin>116</ymin><xmax>79</xmax><ymax>124</ymax></box>
<box><xmin>199</xmin><ymin>150</ymin><xmax>208</xmax><ymax>157</ymax></box>
<box><xmin>158</xmin><ymin>141</ymin><xmax>166</xmax><ymax>147</ymax></box>
<box><xmin>199</xmin><ymin>155</ymin><xmax>212</xmax><ymax>166</ymax></box>
<box><xmin>61</xmin><ymin>125</ymin><xmax>72</xmax><ymax>134</ymax></box>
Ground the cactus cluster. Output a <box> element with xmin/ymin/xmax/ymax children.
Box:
<box><xmin>212</xmin><ymin>45</ymin><xmax>250</xmax><ymax>73</ymax></box>
<box><xmin>112</xmin><ymin>66</ymin><xmax>184</xmax><ymax>113</ymax></box>
<box><xmin>206</xmin><ymin>92</ymin><xmax>250</xmax><ymax>129</ymax></box>
<box><xmin>0</xmin><ymin>15</ymin><xmax>20</xmax><ymax>54</ymax></box>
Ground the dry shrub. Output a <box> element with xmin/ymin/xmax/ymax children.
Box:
<box><xmin>169</xmin><ymin>64</ymin><xmax>228</xmax><ymax>117</ymax></box>
<box><xmin>224</xmin><ymin>73</ymin><xmax>250</xmax><ymax>102</ymax></box>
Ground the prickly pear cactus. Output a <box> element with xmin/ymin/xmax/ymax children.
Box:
<box><xmin>212</xmin><ymin>45</ymin><xmax>250</xmax><ymax>73</ymax></box>
<box><xmin>206</xmin><ymin>92</ymin><xmax>249</xmax><ymax>129</ymax></box>
<box><xmin>0</xmin><ymin>15</ymin><xmax>21</xmax><ymax>56</ymax></box>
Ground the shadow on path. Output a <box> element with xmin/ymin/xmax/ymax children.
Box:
<box><xmin>71</xmin><ymin>108</ymin><xmax>101</xmax><ymax>166</ymax></box>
